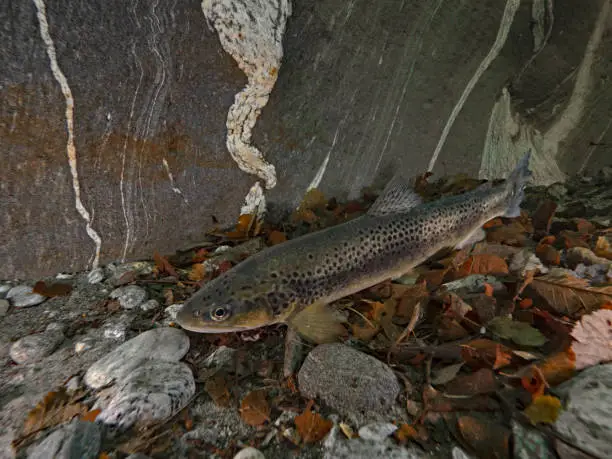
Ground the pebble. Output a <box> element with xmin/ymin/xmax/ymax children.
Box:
<box><xmin>298</xmin><ymin>343</ymin><xmax>400</xmax><ymax>418</ymax></box>
<box><xmin>96</xmin><ymin>360</ymin><xmax>195</xmax><ymax>429</ymax></box>
<box><xmin>233</xmin><ymin>447</ymin><xmax>266</xmax><ymax>459</ymax></box>
<box><xmin>10</xmin><ymin>329</ymin><xmax>64</xmax><ymax>364</ymax></box>
<box><xmin>75</xmin><ymin>337</ymin><xmax>95</xmax><ymax>354</ymax></box>
<box><xmin>510</xmin><ymin>250</ymin><xmax>548</xmax><ymax>276</ymax></box>
<box><xmin>6</xmin><ymin>285</ymin><xmax>46</xmax><ymax>308</ymax></box>
<box><xmin>553</xmin><ymin>364</ymin><xmax>612</xmax><ymax>458</ymax></box>
<box><xmin>0</xmin><ymin>299</ymin><xmax>9</xmax><ymax>317</ymax></box>
<box><xmin>84</xmin><ymin>327</ymin><xmax>190</xmax><ymax>389</ymax></box>
<box><xmin>26</xmin><ymin>420</ymin><xmax>101</xmax><ymax>459</ymax></box>
<box><xmin>140</xmin><ymin>299</ymin><xmax>160</xmax><ymax>311</ymax></box>
<box><xmin>110</xmin><ymin>285</ymin><xmax>148</xmax><ymax>309</ymax></box>
<box><xmin>102</xmin><ymin>319</ymin><xmax>128</xmax><ymax>340</ymax></box>
<box><xmin>164</xmin><ymin>303</ymin><xmax>182</xmax><ymax>322</ymax></box>
<box><xmin>358</xmin><ymin>423</ymin><xmax>399</xmax><ymax>441</ymax></box>
<box><xmin>87</xmin><ymin>267</ymin><xmax>105</xmax><ymax>284</ymax></box>
<box><xmin>0</xmin><ymin>283</ymin><xmax>11</xmax><ymax>297</ymax></box>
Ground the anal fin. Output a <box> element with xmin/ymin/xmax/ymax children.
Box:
<box><xmin>455</xmin><ymin>228</ymin><xmax>486</xmax><ymax>250</ymax></box>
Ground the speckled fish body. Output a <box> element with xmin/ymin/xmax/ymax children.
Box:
<box><xmin>176</xmin><ymin>153</ymin><xmax>532</xmax><ymax>334</ymax></box>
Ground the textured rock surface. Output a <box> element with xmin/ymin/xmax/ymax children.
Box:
<box><xmin>6</xmin><ymin>286</ymin><xmax>46</xmax><ymax>308</ymax></box>
<box><xmin>10</xmin><ymin>329</ymin><xmax>64</xmax><ymax>364</ymax></box>
<box><xmin>84</xmin><ymin>327</ymin><xmax>189</xmax><ymax>389</ymax></box>
<box><xmin>96</xmin><ymin>360</ymin><xmax>195</xmax><ymax>429</ymax></box>
<box><xmin>298</xmin><ymin>343</ymin><xmax>400</xmax><ymax>418</ymax></box>
<box><xmin>1</xmin><ymin>0</ymin><xmax>610</xmax><ymax>280</ymax></box>
<box><xmin>110</xmin><ymin>285</ymin><xmax>148</xmax><ymax>309</ymax></box>
<box><xmin>26</xmin><ymin>420</ymin><xmax>101</xmax><ymax>459</ymax></box>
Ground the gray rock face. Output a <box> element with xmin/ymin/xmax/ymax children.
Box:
<box><xmin>110</xmin><ymin>285</ymin><xmax>148</xmax><ymax>309</ymax></box>
<box><xmin>26</xmin><ymin>420</ymin><xmax>101</xmax><ymax>459</ymax></box>
<box><xmin>553</xmin><ymin>364</ymin><xmax>612</xmax><ymax>458</ymax></box>
<box><xmin>6</xmin><ymin>286</ymin><xmax>46</xmax><ymax>308</ymax></box>
<box><xmin>87</xmin><ymin>267</ymin><xmax>105</xmax><ymax>284</ymax></box>
<box><xmin>298</xmin><ymin>343</ymin><xmax>400</xmax><ymax>418</ymax></box>
<box><xmin>96</xmin><ymin>360</ymin><xmax>195</xmax><ymax>429</ymax></box>
<box><xmin>10</xmin><ymin>330</ymin><xmax>64</xmax><ymax>364</ymax></box>
<box><xmin>84</xmin><ymin>327</ymin><xmax>189</xmax><ymax>389</ymax></box>
<box><xmin>0</xmin><ymin>299</ymin><xmax>9</xmax><ymax>317</ymax></box>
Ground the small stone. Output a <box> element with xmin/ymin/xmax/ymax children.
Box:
<box><xmin>84</xmin><ymin>327</ymin><xmax>190</xmax><ymax>389</ymax></box>
<box><xmin>140</xmin><ymin>299</ymin><xmax>160</xmax><ymax>311</ymax></box>
<box><xmin>102</xmin><ymin>320</ymin><xmax>128</xmax><ymax>340</ymax></box>
<box><xmin>10</xmin><ymin>330</ymin><xmax>64</xmax><ymax>364</ymax></box>
<box><xmin>298</xmin><ymin>344</ymin><xmax>400</xmax><ymax>418</ymax></box>
<box><xmin>46</xmin><ymin>322</ymin><xmax>67</xmax><ymax>334</ymax></box>
<box><xmin>96</xmin><ymin>360</ymin><xmax>195</xmax><ymax>429</ymax></box>
<box><xmin>110</xmin><ymin>285</ymin><xmax>148</xmax><ymax>309</ymax></box>
<box><xmin>164</xmin><ymin>303</ymin><xmax>182</xmax><ymax>321</ymax></box>
<box><xmin>358</xmin><ymin>423</ymin><xmax>398</xmax><ymax>441</ymax></box>
<box><xmin>233</xmin><ymin>447</ymin><xmax>266</xmax><ymax>459</ymax></box>
<box><xmin>6</xmin><ymin>285</ymin><xmax>46</xmax><ymax>308</ymax></box>
<box><xmin>75</xmin><ymin>337</ymin><xmax>95</xmax><ymax>354</ymax></box>
<box><xmin>87</xmin><ymin>267</ymin><xmax>105</xmax><ymax>284</ymax></box>
<box><xmin>26</xmin><ymin>420</ymin><xmax>101</xmax><ymax>459</ymax></box>
<box><xmin>0</xmin><ymin>299</ymin><xmax>9</xmax><ymax>317</ymax></box>
<box><xmin>0</xmin><ymin>283</ymin><xmax>12</xmax><ymax>297</ymax></box>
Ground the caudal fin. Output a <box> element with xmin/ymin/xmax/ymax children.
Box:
<box><xmin>504</xmin><ymin>151</ymin><xmax>532</xmax><ymax>218</ymax></box>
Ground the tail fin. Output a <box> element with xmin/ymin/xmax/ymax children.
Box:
<box><xmin>503</xmin><ymin>151</ymin><xmax>532</xmax><ymax>218</ymax></box>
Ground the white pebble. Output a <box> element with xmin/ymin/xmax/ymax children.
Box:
<box><xmin>87</xmin><ymin>267</ymin><xmax>105</xmax><ymax>284</ymax></box>
<box><xmin>234</xmin><ymin>447</ymin><xmax>265</xmax><ymax>459</ymax></box>
<box><xmin>6</xmin><ymin>285</ymin><xmax>46</xmax><ymax>308</ymax></box>
<box><xmin>96</xmin><ymin>360</ymin><xmax>195</xmax><ymax>430</ymax></box>
<box><xmin>358</xmin><ymin>422</ymin><xmax>399</xmax><ymax>441</ymax></box>
<box><xmin>103</xmin><ymin>321</ymin><xmax>128</xmax><ymax>341</ymax></box>
<box><xmin>84</xmin><ymin>327</ymin><xmax>190</xmax><ymax>389</ymax></box>
<box><xmin>140</xmin><ymin>299</ymin><xmax>160</xmax><ymax>311</ymax></box>
<box><xmin>110</xmin><ymin>285</ymin><xmax>148</xmax><ymax>309</ymax></box>
<box><xmin>164</xmin><ymin>304</ymin><xmax>182</xmax><ymax>320</ymax></box>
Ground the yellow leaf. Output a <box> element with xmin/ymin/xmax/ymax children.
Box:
<box><xmin>524</xmin><ymin>395</ymin><xmax>562</xmax><ymax>424</ymax></box>
<box><xmin>594</xmin><ymin>236</ymin><xmax>612</xmax><ymax>260</ymax></box>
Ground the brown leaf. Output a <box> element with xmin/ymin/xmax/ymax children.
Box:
<box><xmin>204</xmin><ymin>374</ymin><xmax>231</xmax><ymax>407</ymax></box>
<box><xmin>521</xmin><ymin>366</ymin><xmax>548</xmax><ymax>399</ymax></box>
<box><xmin>557</xmin><ymin>230</ymin><xmax>590</xmax><ymax>250</ymax></box>
<box><xmin>17</xmin><ymin>387</ymin><xmax>89</xmax><ymax>441</ymax></box>
<box><xmin>417</xmin><ymin>268</ymin><xmax>450</xmax><ymax>289</ymax></box>
<box><xmin>438</xmin><ymin>316</ymin><xmax>469</xmax><ymax>341</ymax></box>
<box><xmin>460</xmin><ymin>339</ymin><xmax>513</xmax><ymax>371</ymax></box>
<box><xmin>486</xmin><ymin>222</ymin><xmax>528</xmax><ymax>246</ymax></box>
<box><xmin>532</xmin><ymin>199</ymin><xmax>557</xmax><ymax>235</ymax></box>
<box><xmin>240</xmin><ymin>390</ymin><xmax>270</xmax><ymax>426</ymax></box>
<box><xmin>444</xmin><ymin>368</ymin><xmax>498</xmax><ymax>396</ymax></box>
<box><xmin>268</xmin><ymin>230</ymin><xmax>287</xmax><ymax>246</ymax></box>
<box><xmin>535</xmin><ymin>243</ymin><xmax>561</xmax><ymax>265</ymax></box>
<box><xmin>529</xmin><ymin>271</ymin><xmax>612</xmax><ymax>317</ymax></box>
<box><xmin>571</xmin><ymin>309</ymin><xmax>612</xmax><ymax>370</ymax></box>
<box><xmin>456</xmin><ymin>254</ymin><xmax>509</xmax><ymax>277</ymax></box>
<box><xmin>457</xmin><ymin>416</ymin><xmax>511</xmax><ymax>459</ymax></box>
<box><xmin>394</xmin><ymin>423</ymin><xmax>419</xmax><ymax>444</ymax></box>
<box><xmin>188</xmin><ymin>263</ymin><xmax>206</xmax><ymax>282</ymax></box>
<box><xmin>294</xmin><ymin>400</ymin><xmax>333</xmax><ymax>444</ymax></box>
<box><xmin>32</xmin><ymin>281</ymin><xmax>72</xmax><ymax>297</ymax></box>
<box><xmin>394</xmin><ymin>282</ymin><xmax>429</xmax><ymax>325</ymax></box>
<box><xmin>153</xmin><ymin>251</ymin><xmax>178</xmax><ymax>278</ymax></box>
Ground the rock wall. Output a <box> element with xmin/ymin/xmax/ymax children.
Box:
<box><xmin>1</xmin><ymin>0</ymin><xmax>611</xmax><ymax>279</ymax></box>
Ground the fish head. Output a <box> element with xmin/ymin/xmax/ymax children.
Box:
<box><xmin>176</xmin><ymin>271</ymin><xmax>294</xmax><ymax>333</ymax></box>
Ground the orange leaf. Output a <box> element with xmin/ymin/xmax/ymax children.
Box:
<box><xmin>483</xmin><ymin>218</ymin><xmax>503</xmax><ymax>229</ymax></box>
<box><xmin>535</xmin><ymin>349</ymin><xmax>576</xmax><ymax>386</ymax></box>
<box><xmin>535</xmin><ymin>243</ymin><xmax>560</xmax><ymax>265</ymax></box>
<box><xmin>192</xmin><ymin>248</ymin><xmax>209</xmax><ymax>263</ymax></box>
<box><xmin>268</xmin><ymin>230</ymin><xmax>287</xmax><ymax>245</ymax></box>
<box><xmin>394</xmin><ymin>423</ymin><xmax>418</xmax><ymax>443</ymax></box>
<box><xmin>521</xmin><ymin>367</ymin><xmax>547</xmax><ymax>399</ymax></box>
<box><xmin>483</xmin><ymin>283</ymin><xmax>494</xmax><ymax>297</ymax></box>
<box><xmin>188</xmin><ymin>263</ymin><xmax>206</xmax><ymax>282</ymax></box>
<box><xmin>461</xmin><ymin>339</ymin><xmax>513</xmax><ymax>370</ymax></box>
<box><xmin>457</xmin><ymin>254</ymin><xmax>509</xmax><ymax>277</ymax></box>
<box><xmin>539</xmin><ymin>235</ymin><xmax>556</xmax><ymax>245</ymax></box>
<box><xmin>99</xmin><ymin>454</ymin><xmax>111</xmax><ymax>459</ymax></box>
<box><xmin>204</xmin><ymin>374</ymin><xmax>231</xmax><ymax>407</ymax></box>
<box><xmin>240</xmin><ymin>390</ymin><xmax>270</xmax><ymax>426</ymax></box>
<box><xmin>32</xmin><ymin>281</ymin><xmax>72</xmax><ymax>297</ymax></box>
<box><xmin>80</xmin><ymin>409</ymin><xmax>101</xmax><ymax>422</ymax></box>
<box><xmin>294</xmin><ymin>400</ymin><xmax>333</xmax><ymax>444</ymax></box>
<box><xmin>519</xmin><ymin>298</ymin><xmax>533</xmax><ymax>309</ymax></box>
<box><xmin>153</xmin><ymin>251</ymin><xmax>178</xmax><ymax>278</ymax></box>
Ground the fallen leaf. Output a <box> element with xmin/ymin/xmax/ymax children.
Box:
<box><xmin>484</xmin><ymin>283</ymin><xmax>495</xmax><ymax>297</ymax></box>
<box><xmin>240</xmin><ymin>390</ymin><xmax>270</xmax><ymax>426</ymax></box>
<box><xmin>535</xmin><ymin>349</ymin><xmax>576</xmax><ymax>386</ymax></box>
<box><xmin>539</xmin><ymin>235</ymin><xmax>556</xmax><ymax>245</ymax></box>
<box><xmin>532</xmin><ymin>200</ymin><xmax>557</xmax><ymax>235</ymax></box>
<box><xmin>488</xmin><ymin>317</ymin><xmax>547</xmax><ymax>347</ymax></box>
<box><xmin>594</xmin><ymin>236</ymin><xmax>612</xmax><ymax>260</ymax></box>
<box><xmin>268</xmin><ymin>230</ymin><xmax>287</xmax><ymax>245</ymax></box>
<box><xmin>457</xmin><ymin>254</ymin><xmax>509</xmax><ymax>277</ymax></box>
<box><xmin>570</xmin><ymin>308</ymin><xmax>612</xmax><ymax>369</ymax></box>
<box><xmin>204</xmin><ymin>374</ymin><xmax>231</xmax><ymax>407</ymax></box>
<box><xmin>535</xmin><ymin>243</ymin><xmax>561</xmax><ymax>265</ymax></box>
<box><xmin>438</xmin><ymin>316</ymin><xmax>469</xmax><ymax>341</ymax></box>
<box><xmin>521</xmin><ymin>366</ymin><xmax>547</xmax><ymax>399</ymax></box>
<box><xmin>394</xmin><ymin>281</ymin><xmax>429</xmax><ymax>325</ymax></box>
<box><xmin>519</xmin><ymin>298</ymin><xmax>533</xmax><ymax>309</ymax></box>
<box><xmin>80</xmin><ymin>409</ymin><xmax>101</xmax><ymax>422</ymax></box>
<box><xmin>99</xmin><ymin>453</ymin><xmax>111</xmax><ymax>459</ymax></box>
<box><xmin>529</xmin><ymin>271</ymin><xmax>612</xmax><ymax>317</ymax></box>
<box><xmin>32</xmin><ymin>281</ymin><xmax>72</xmax><ymax>297</ymax></box>
<box><xmin>573</xmin><ymin>218</ymin><xmax>594</xmax><ymax>234</ymax></box>
<box><xmin>444</xmin><ymin>368</ymin><xmax>498</xmax><ymax>396</ymax></box>
<box><xmin>456</xmin><ymin>416</ymin><xmax>511</xmax><ymax>459</ymax></box>
<box><xmin>192</xmin><ymin>247</ymin><xmax>209</xmax><ymax>263</ymax></box>
<box><xmin>460</xmin><ymin>339</ymin><xmax>513</xmax><ymax>371</ymax></box>
<box><xmin>339</xmin><ymin>422</ymin><xmax>357</xmax><ymax>439</ymax></box>
<box><xmin>524</xmin><ymin>395</ymin><xmax>562</xmax><ymax>424</ymax></box>
<box><xmin>443</xmin><ymin>292</ymin><xmax>473</xmax><ymax>319</ymax></box>
<box><xmin>557</xmin><ymin>230</ymin><xmax>590</xmax><ymax>250</ymax></box>
<box><xmin>188</xmin><ymin>263</ymin><xmax>206</xmax><ymax>282</ymax></box>
<box><xmin>483</xmin><ymin>218</ymin><xmax>503</xmax><ymax>229</ymax></box>
<box><xmin>431</xmin><ymin>362</ymin><xmax>464</xmax><ymax>385</ymax></box>
<box><xmin>394</xmin><ymin>423</ymin><xmax>419</xmax><ymax>443</ymax></box>
<box><xmin>486</xmin><ymin>222</ymin><xmax>528</xmax><ymax>246</ymax></box>
<box><xmin>417</xmin><ymin>268</ymin><xmax>450</xmax><ymax>289</ymax></box>
<box><xmin>153</xmin><ymin>251</ymin><xmax>178</xmax><ymax>278</ymax></box>
<box><xmin>294</xmin><ymin>400</ymin><xmax>333</xmax><ymax>444</ymax></box>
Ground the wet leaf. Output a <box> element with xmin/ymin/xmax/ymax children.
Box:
<box><xmin>521</xmin><ymin>366</ymin><xmax>547</xmax><ymax>399</ymax></box>
<box><xmin>535</xmin><ymin>349</ymin><xmax>576</xmax><ymax>386</ymax></box>
<box><xmin>240</xmin><ymin>390</ymin><xmax>270</xmax><ymax>426</ymax></box>
<box><xmin>460</xmin><ymin>339</ymin><xmax>513</xmax><ymax>370</ymax></box>
<box><xmin>268</xmin><ymin>230</ymin><xmax>287</xmax><ymax>245</ymax></box>
<box><xmin>294</xmin><ymin>400</ymin><xmax>333</xmax><ymax>444</ymax></box>
<box><xmin>457</xmin><ymin>416</ymin><xmax>511</xmax><ymax>459</ymax></box>
<box><xmin>529</xmin><ymin>271</ymin><xmax>612</xmax><ymax>317</ymax></box>
<box><xmin>535</xmin><ymin>243</ymin><xmax>561</xmax><ymax>265</ymax></box>
<box><xmin>488</xmin><ymin>317</ymin><xmax>547</xmax><ymax>347</ymax></box>
<box><xmin>17</xmin><ymin>387</ymin><xmax>89</xmax><ymax>441</ymax></box>
<box><xmin>570</xmin><ymin>309</ymin><xmax>612</xmax><ymax>369</ymax></box>
<box><xmin>431</xmin><ymin>362</ymin><xmax>464</xmax><ymax>385</ymax></box>
<box><xmin>188</xmin><ymin>263</ymin><xmax>206</xmax><ymax>282</ymax></box>
<box><xmin>444</xmin><ymin>292</ymin><xmax>473</xmax><ymax>319</ymax></box>
<box><xmin>153</xmin><ymin>251</ymin><xmax>178</xmax><ymax>278</ymax></box>
<box><xmin>438</xmin><ymin>316</ymin><xmax>469</xmax><ymax>341</ymax></box>
<box><xmin>204</xmin><ymin>374</ymin><xmax>231</xmax><ymax>407</ymax></box>
<box><xmin>32</xmin><ymin>281</ymin><xmax>72</xmax><ymax>297</ymax></box>
<box><xmin>457</xmin><ymin>254</ymin><xmax>509</xmax><ymax>277</ymax></box>
<box><xmin>417</xmin><ymin>268</ymin><xmax>450</xmax><ymax>289</ymax></box>
<box><xmin>394</xmin><ymin>423</ymin><xmax>419</xmax><ymax>443</ymax></box>
<box><xmin>444</xmin><ymin>368</ymin><xmax>498</xmax><ymax>396</ymax></box>
<box><xmin>524</xmin><ymin>395</ymin><xmax>562</xmax><ymax>425</ymax></box>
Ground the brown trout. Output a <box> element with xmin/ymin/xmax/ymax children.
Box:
<box><xmin>176</xmin><ymin>153</ymin><xmax>532</xmax><ymax>341</ymax></box>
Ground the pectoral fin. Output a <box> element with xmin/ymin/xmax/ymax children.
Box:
<box><xmin>455</xmin><ymin>228</ymin><xmax>486</xmax><ymax>249</ymax></box>
<box><xmin>288</xmin><ymin>301</ymin><xmax>348</xmax><ymax>344</ymax></box>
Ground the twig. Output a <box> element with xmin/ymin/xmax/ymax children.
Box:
<box><xmin>395</xmin><ymin>302</ymin><xmax>422</xmax><ymax>346</ymax></box>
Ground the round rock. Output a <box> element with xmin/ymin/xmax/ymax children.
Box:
<box><xmin>96</xmin><ymin>360</ymin><xmax>195</xmax><ymax>429</ymax></box>
<box><xmin>298</xmin><ymin>343</ymin><xmax>400</xmax><ymax>418</ymax></box>
<box><xmin>110</xmin><ymin>285</ymin><xmax>148</xmax><ymax>309</ymax></box>
<box><xmin>6</xmin><ymin>285</ymin><xmax>46</xmax><ymax>308</ymax></box>
<box><xmin>10</xmin><ymin>330</ymin><xmax>64</xmax><ymax>364</ymax></box>
<box><xmin>234</xmin><ymin>447</ymin><xmax>266</xmax><ymax>459</ymax></box>
<box><xmin>84</xmin><ymin>327</ymin><xmax>190</xmax><ymax>389</ymax></box>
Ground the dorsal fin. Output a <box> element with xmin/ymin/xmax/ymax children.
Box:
<box><xmin>368</xmin><ymin>174</ymin><xmax>423</xmax><ymax>217</ymax></box>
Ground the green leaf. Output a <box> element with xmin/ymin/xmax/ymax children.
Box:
<box><xmin>488</xmin><ymin>317</ymin><xmax>547</xmax><ymax>347</ymax></box>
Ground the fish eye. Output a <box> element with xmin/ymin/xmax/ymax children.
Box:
<box><xmin>210</xmin><ymin>306</ymin><xmax>230</xmax><ymax>321</ymax></box>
